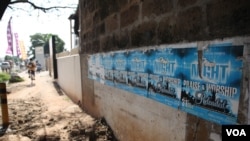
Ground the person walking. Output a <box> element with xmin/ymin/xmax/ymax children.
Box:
<box><xmin>27</xmin><ymin>58</ymin><xmax>36</xmax><ymax>80</ymax></box>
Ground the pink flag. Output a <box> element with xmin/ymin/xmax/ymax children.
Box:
<box><xmin>14</xmin><ymin>33</ymin><xmax>21</xmax><ymax>56</ymax></box>
<box><xmin>6</xmin><ymin>17</ymin><xmax>13</xmax><ymax>55</ymax></box>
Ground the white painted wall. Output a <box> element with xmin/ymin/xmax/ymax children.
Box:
<box><xmin>35</xmin><ymin>46</ymin><xmax>46</xmax><ymax>70</ymax></box>
<box><xmin>57</xmin><ymin>55</ymin><xmax>82</xmax><ymax>104</ymax></box>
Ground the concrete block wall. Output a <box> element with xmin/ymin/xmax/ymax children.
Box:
<box><xmin>78</xmin><ymin>0</ymin><xmax>250</xmax><ymax>141</ymax></box>
<box><xmin>79</xmin><ymin>0</ymin><xmax>250</xmax><ymax>54</ymax></box>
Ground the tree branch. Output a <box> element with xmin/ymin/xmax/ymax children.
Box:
<box><xmin>0</xmin><ymin>0</ymin><xmax>11</xmax><ymax>19</ymax></box>
<box><xmin>9</xmin><ymin>0</ymin><xmax>76</xmax><ymax>13</ymax></box>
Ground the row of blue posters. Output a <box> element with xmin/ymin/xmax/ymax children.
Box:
<box><xmin>88</xmin><ymin>44</ymin><xmax>244</xmax><ymax>125</ymax></box>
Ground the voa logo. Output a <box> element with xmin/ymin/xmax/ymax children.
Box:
<box><xmin>226</xmin><ymin>129</ymin><xmax>246</xmax><ymax>136</ymax></box>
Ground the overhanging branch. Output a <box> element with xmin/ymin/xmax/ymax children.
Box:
<box><xmin>0</xmin><ymin>0</ymin><xmax>11</xmax><ymax>19</ymax></box>
<box><xmin>9</xmin><ymin>0</ymin><xmax>76</xmax><ymax>13</ymax></box>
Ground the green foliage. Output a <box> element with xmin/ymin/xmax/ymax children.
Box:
<box><xmin>28</xmin><ymin>33</ymin><xmax>66</xmax><ymax>59</ymax></box>
<box><xmin>0</xmin><ymin>73</ymin><xmax>11</xmax><ymax>82</ymax></box>
<box><xmin>54</xmin><ymin>35</ymin><xmax>66</xmax><ymax>53</ymax></box>
<box><xmin>4</xmin><ymin>55</ymin><xmax>22</xmax><ymax>63</ymax></box>
<box><xmin>9</xmin><ymin>75</ymin><xmax>24</xmax><ymax>83</ymax></box>
<box><xmin>0</xmin><ymin>73</ymin><xmax>24</xmax><ymax>83</ymax></box>
<box><xmin>4</xmin><ymin>55</ymin><xmax>12</xmax><ymax>61</ymax></box>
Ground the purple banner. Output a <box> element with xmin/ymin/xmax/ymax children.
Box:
<box><xmin>14</xmin><ymin>33</ymin><xmax>21</xmax><ymax>56</ymax></box>
<box><xmin>6</xmin><ymin>17</ymin><xmax>13</xmax><ymax>55</ymax></box>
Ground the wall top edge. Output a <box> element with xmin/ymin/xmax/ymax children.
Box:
<box><xmin>89</xmin><ymin>36</ymin><xmax>250</xmax><ymax>55</ymax></box>
<box><xmin>57</xmin><ymin>54</ymin><xmax>80</xmax><ymax>59</ymax></box>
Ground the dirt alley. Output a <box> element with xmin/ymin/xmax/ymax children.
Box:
<box><xmin>0</xmin><ymin>71</ymin><xmax>117</xmax><ymax>141</ymax></box>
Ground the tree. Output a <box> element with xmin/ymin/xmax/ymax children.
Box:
<box><xmin>4</xmin><ymin>55</ymin><xmax>22</xmax><ymax>65</ymax></box>
<box><xmin>0</xmin><ymin>0</ymin><xmax>10</xmax><ymax>19</ymax></box>
<box><xmin>0</xmin><ymin>0</ymin><xmax>77</xmax><ymax>20</ymax></box>
<box><xmin>1</xmin><ymin>0</ymin><xmax>77</xmax><ymax>59</ymax></box>
<box><xmin>28</xmin><ymin>33</ymin><xmax>65</xmax><ymax>59</ymax></box>
<box><xmin>4</xmin><ymin>55</ymin><xmax>12</xmax><ymax>61</ymax></box>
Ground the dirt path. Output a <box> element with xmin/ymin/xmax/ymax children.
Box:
<box><xmin>0</xmin><ymin>71</ymin><xmax>117</xmax><ymax>141</ymax></box>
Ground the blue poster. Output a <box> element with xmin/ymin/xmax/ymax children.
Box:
<box><xmin>102</xmin><ymin>53</ymin><xmax>115</xmax><ymax>86</ymax></box>
<box><xmin>88</xmin><ymin>54</ymin><xmax>105</xmax><ymax>83</ymax></box>
<box><xmin>126</xmin><ymin>49</ymin><xmax>149</xmax><ymax>96</ymax></box>
<box><xmin>147</xmin><ymin>47</ymin><xmax>183</xmax><ymax>109</ymax></box>
<box><xmin>88</xmin><ymin>55</ymin><xmax>96</xmax><ymax>80</ymax></box>
<box><xmin>180</xmin><ymin>45</ymin><xmax>243</xmax><ymax>124</ymax></box>
<box><xmin>113</xmin><ymin>51</ymin><xmax>128</xmax><ymax>90</ymax></box>
<box><xmin>95</xmin><ymin>54</ymin><xmax>105</xmax><ymax>83</ymax></box>
<box><xmin>87</xmin><ymin>43</ymin><xmax>244</xmax><ymax>125</ymax></box>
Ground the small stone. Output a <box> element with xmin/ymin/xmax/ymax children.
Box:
<box><xmin>18</xmin><ymin>120</ymin><xmax>23</xmax><ymax>124</ymax></box>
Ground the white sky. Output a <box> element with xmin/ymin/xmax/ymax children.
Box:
<box><xmin>0</xmin><ymin>0</ymin><xmax>78</xmax><ymax>58</ymax></box>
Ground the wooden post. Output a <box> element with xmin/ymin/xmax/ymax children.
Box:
<box><xmin>0</xmin><ymin>83</ymin><xmax>9</xmax><ymax>127</ymax></box>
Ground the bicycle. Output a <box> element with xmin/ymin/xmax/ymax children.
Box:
<box><xmin>28</xmin><ymin>70</ymin><xmax>35</xmax><ymax>86</ymax></box>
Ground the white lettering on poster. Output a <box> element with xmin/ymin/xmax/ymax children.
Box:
<box><xmin>206</xmin><ymin>84</ymin><xmax>237</xmax><ymax>97</ymax></box>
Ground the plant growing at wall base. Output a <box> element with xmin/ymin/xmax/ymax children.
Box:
<box><xmin>0</xmin><ymin>72</ymin><xmax>11</xmax><ymax>83</ymax></box>
<box><xmin>9</xmin><ymin>75</ymin><xmax>24</xmax><ymax>83</ymax></box>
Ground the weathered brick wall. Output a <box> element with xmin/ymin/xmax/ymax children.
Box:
<box><xmin>79</xmin><ymin>0</ymin><xmax>250</xmax><ymax>141</ymax></box>
<box><xmin>80</xmin><ymin>0</ymin><xmax>250</xmax><ymax>54</ymax></box>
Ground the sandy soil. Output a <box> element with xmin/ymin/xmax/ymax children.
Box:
<box><xmin>0</xmin><ymin>71</ymin><xmax>117</xmax><ymax>141</ymax></box>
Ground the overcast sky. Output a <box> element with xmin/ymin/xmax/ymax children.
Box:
<box><xmin>0</xmin><ymin>0</ymin><xmax>78</xmax><ymax>58</ymax></box>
